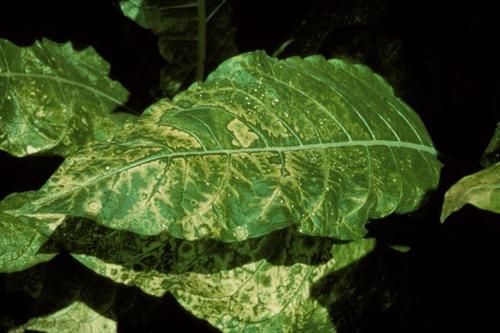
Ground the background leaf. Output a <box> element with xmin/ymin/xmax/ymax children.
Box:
<box><xmin>43</xmin><ymin>217</ymin><xmax>376</xmax><ymax>332</ymax></box>
<box><xmin>118</xmin><ymin>0</ymin><xmax>237</xmax><ymax>96</ymax></box>
<box><xmin>0</xmin><ymin>192</ymin><xmax>63</xmax><ymax>273</ymax></box>
<box><xmin>0</xmin><ymin>38</ymin><xmax>136</xmax><ymax>157</ymax></box>
<box><xmin>2</xmin><ymin>256</ymin><xmax>117</xmax><ymax>333</ymax></box>
<box><xmin>19</xmin><ymin>51</ymin><xmax>441</xmax><ymax>241</ymax></box>
<box><xmin>441</xmin><ymin>162</ymin><xmax>500</xmax><ymax>221</ymax></box>
<box><xmin>18</xmin><ymin>301</ymin><xmax>117</xmax><ymax>333</ymax></box>
<box><xmin>1</xmin><ymin>253</ymin><xmax>216</xmax><ymax>332</ymax></box>
<box><xmin>481</xmin><ymin>123</ymin><xmax>500</xmax><ymax>167</ymax></box>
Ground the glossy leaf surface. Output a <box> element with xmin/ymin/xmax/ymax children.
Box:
<box><xmin>19</xmin><ymin>51</ymin><xmax>440</xmax><ymax>241</ymax></box>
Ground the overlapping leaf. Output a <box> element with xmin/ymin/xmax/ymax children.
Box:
<box><xmin>118</xmin><ymin>0</ymin><xmax>237</xmax><ymax>96</ymax></box>
<box><xmin>442</xmin><ymin>125</ymin><xmax>500</xmax><ymax>221</ymax></box>
<box><xmin>481</xmin><ymin>123</ymin><xmax>500</xmax><ymax>167</ymax></box>
<box><xmin>2</xmin><ymin>257</ymin><xmax>119</xmax><ymax>333</ymax></box>
<box><xmin>44</xmin><ymin>217</ymin><xmax>376</xmax><ymax>332</ymax></box>
<box><xmin>18</xmin><ymin>51</ymin><xmax>441</xmax><ymax>241</ymax></box>
<box><xmin>0</xmin><ymin>192</ymin><xmax>63</xmax><ymax>272</ymax></box>
<box><xmin>0</xmin><ymin>38</ymin><xmax>135</xmax><ymax>157</ymax></box>
<box><xmin>16</xmin><ymin>302</ymin><xmax>116</xmax><ymax>333</ymax></box>
<box><xmin>441</xmin><ymin>162</ymin><xmax>500</xmax><ymax>221</ymax></box>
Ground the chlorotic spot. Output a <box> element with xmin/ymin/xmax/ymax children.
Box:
<box><xmin>85</xmin><ymin>199</ymin><xmax>102</xmax><ymax>216</ymax></box>
<box><xmin>233</xmin><ymin>226</ymin><xmax>249</xmax><ymax>241</ymax></box>
<box><xmin>227</xmin><ymin>118</ymin><xmax>259</xmax><ymax>148</ymax></box>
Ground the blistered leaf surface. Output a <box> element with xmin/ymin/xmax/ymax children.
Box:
<box><xmin>19</xmin><ymin>51</ymin><xmax>441</xmax><ymax>241</ymax></box>
<box><xmin>441</xmin><ymin>162</ymin><xmax>500</xmax><ymax>221</ymax></box>
<box><xmin>0</xmin><ymin>38</ymin><xmax>134</xmax><ymax>157</ymax></box>
<box><xmin>0</xmin><ymin>192</ymin><xmax>63</xmax><ymax>273</ymax></box>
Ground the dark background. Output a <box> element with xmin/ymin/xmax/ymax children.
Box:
<box><xmin>1</xmin><ymin>0</ymin><xmax>499</xmax><ymax>331</ymax></box>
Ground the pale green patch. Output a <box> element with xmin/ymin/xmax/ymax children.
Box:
<box><xmin>85</xmin><ymin>199</ymin><xmax>103</xmax><ymax>217</ymax></box>
<box><xmin>227</xmin><ymin>118</ymin><xmax>259</xmax><ymax>147</ymax></box>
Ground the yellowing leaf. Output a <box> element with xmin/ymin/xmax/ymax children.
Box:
<box><xmin>20</xmin><ymin>301</ymin><xmax>117</xmax><ymax>333</ymax></box>
<box><xmin>48</xmin><ymin>218</ymin><xmax>375</xmax><ymax>332</ymax></box>
<box><xmin>19</xmin><ymin>51</ymin><xmax>441</xmax><ymax>241</ymax></box>
<box><xmin>441</xmin><ymin>162</ymin><xmax>500</xmax><ymax>221</ymax></box>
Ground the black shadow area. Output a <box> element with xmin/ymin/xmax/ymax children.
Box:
<box><xmin>39</xmin><ymin>217</ymin><xmax>335</xmax><ymax>275</ymax></box>
<box><xmin>316</xmin><ymin>205</ymin><xmax>500</xmax><ymax>332</ymax></box>
<box><xmin>0</xmin><ymin>253</ymin><xmax>220</xmax><ymax>332</ymax></box>
<box><xmin>0</xmin><ymin>151</ymin><xmax>63</xmax><ymax>201</ymax></box>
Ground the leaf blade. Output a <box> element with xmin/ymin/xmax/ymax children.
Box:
<box><xmin>19</xmin><ymin>52</ymin><xmax>441</xmax><ymax>241</ymax></box>
<box><xmin>441</xmin><ymin>162</ymin><xmax>500</xmax><ymax>221</ymax></box>
<box><xmin>0</xmin><ymin>38</ymin><xmax>135</xmax><ymax>157</ymax></box>
<box><xmin>49</xmin><ymin>218</ymin><xmax>375</xmax><ymax>332</ymax></box>
<box><xmin>0</xmin><ymin>192</ymin><xmax>63</xmax><ymax>273</ymax></box>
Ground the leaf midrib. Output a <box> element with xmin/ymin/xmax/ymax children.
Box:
<box><xmin>155</xmin><ymin>139</ymin><xmax>437</xmax><ymax>158</ymax></box>
<box><xmin>86</xmin><ymin>139</ymin><xmax>438</xmax><ymax>184</ymax></box>
<box><xmin>24</xmin><ymin>139</ymin><xmax>437</xmax><ymax>210</ymax></box>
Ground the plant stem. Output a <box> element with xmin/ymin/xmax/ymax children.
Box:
<box><xmin>196</xmin><ymin>0</ymin><xmax>206</xmax><ymax>82</ymax></box>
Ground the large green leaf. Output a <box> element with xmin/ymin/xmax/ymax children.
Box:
<box><xmin>0</xmin><ymin>38</ymin><xmax>135</xmax><ymax>157</ymax></box>
<box><xmin>441</xmin><ymin>161</ymin><xmax>500</xmax><ymax>221</ymax></box>
<box><xmin>118</xmin><ymin>0</ymin><xmax>237</xmax><ymax>96</ymax></box>
<box><xmin>45</xmin><ymin>217</ymin><xmax>376</xmax><ymax>332</ymax></box>
<box><xmin>19</xmin><ymin>51</ymin><xmax>441</xmax><ymax>241</ymax></box>
<box><xmin>0</xmin><ymin>192</ymin><xmax>63</xmax><ymax>273</ymax></box>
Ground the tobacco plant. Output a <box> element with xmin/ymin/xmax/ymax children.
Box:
<box><xmin>0</xmin><ymin>0</ymin><xmax>498</xmax><ymax>332</ymax></box>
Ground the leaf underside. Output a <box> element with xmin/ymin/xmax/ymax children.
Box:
<box><xmin>441</xmin><ymin>161</ymin><xmax>500</xmax><ymax>221</ymax></box>
<box><xmin>19</xmin><ymin>51</ymin><xmax>441</xmax><ymax>242</ymax></box>
<box><xmin>0</xmin><ymin>38</ymin><xmax>134</xmax><ymax>157</ymax></box>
